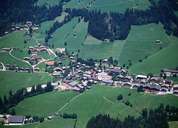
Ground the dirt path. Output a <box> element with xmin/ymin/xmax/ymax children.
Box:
<box><xmin>47</xmin><ymin>48</ymin><xmax>57</xmax><ymax>57</ymax></box>
<box><xmin>103</xmin><ymin>96</ymin><xmax>114</xmax><ymax>104</ymax></box>
<box><xmin>0</xmin><ymin>62</ymin><xmax>6</xmax><ymax>71</ymax></box>
<box><xmin>9</xmin><ymin>49</ymin><xmax>32</xmax><ymax>67</ymax></box>
<box><xmin>56</xmin><ymin>93</ymin><xmax>83</xmax><ymax>113</ymax></box>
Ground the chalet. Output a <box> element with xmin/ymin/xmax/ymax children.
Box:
<box><xmin>26</xmin><ymin>87</ymin><xmax>32</xmax><ymax>93</ymax></box>
<box><xmin>162</xmin><ymin>69</ymin><xmax>178</xmax><ymax>77</ymax></box>
<box><xmin>26</xmin><ymin>21</ymin><xmax>32</xmax><ymax>27</ymax></box>
<box><xmin>149</xmin><ymin>76</ymin><xmax>164</xmax><ymax>84</ymax></box>
<box><xmin>136</xmin><ymin>75</ymin><xmax>147</xmax><ymax>83</ymax></box>
<box><xmin>45</xmin><ymin>61</ymin><xmax>55</xmax><ymax>67</ymax></box>
<box><xmin>55</xmin><ymin>48</ymin><xmax>66</xmax><ymax>54</ymax></box>
<box><xmin>122</xmin><ymin>82</ymin><xmax>132</xmax><ymax>88</ymax></box>
<box><xmin>144</xmin><ymin>83</ymin><xmax>161</xmax><ymax>93</ymax></box>
<box><xmin>102</xmin><ymin>79</ymin><xmax>113</xmax><ymax>85</ymax></box>
<box><xmin>68</xmin><ymin>81</ymin><xmax>78</xmax><ymax>87</ymax></box>
<box><xmin>97</xmin><ymin>72</ymin><xmax>112</xmax><ymax>81</ymax></box>
<box><xmin>173</xmin><ymin>85</ymin><xmax>178</xmax><ymax>95</ymax></box>
<box><xmin>5</xmin><ymin>115</ymin><xmax>25</xmax><ymax>125</ymax></box>
<box><xmin>41</xmin><ymin>84</ymin><xmax>47</xmax><ymax>89</ymax></box>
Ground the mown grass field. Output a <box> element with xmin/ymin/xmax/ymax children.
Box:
<box><xmin>0</xmin><ymin>31</ymin><xmax>25</xmax><ymax>49</ymax></box>
<box><xmin>0</xmin><ymin>52</ymin><xmax>30</xmax><ymax>68</ymax></box>
<box><xmin>0</xmin><ymin>71</ymin><xmax>52</xmax><ymax>97</ymax></box>
<box><xmin>14</xmin><ymin>91</ymin><xmax>78</xmax><ymax>117</ymax></box>
<box><xmin>11</xmin><ymin>85</ymin><xmax>178</xmax><ymax>128</ymax></box>
<box><xmin>64</xmin><ymin>0</ymin><xmax>151</xmax><ymax>13</ymax></box>
<box><xmin>129</xmin><ymin>39</ymin><xmax>178</xmax><ymax>74</ymax></box>
<box><xmin>119</xmin><ymin>23</ymin><xmax>172</xmax><ymax>66</ymax></box>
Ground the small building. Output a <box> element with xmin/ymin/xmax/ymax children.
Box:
<box><xmin>5</xmin><ymin>115</ymin><xmax>25</xmax><ymax>125</ymax></box>
<box><xmin>45</xmin><ymin>61</ymin><xmax>55</xmax><ymax>66</ymax></box>
<box><xmin>173</xmin><ymin>84</ymin><xmax>178</xmax><ymax>95</ymax></box>
<box><xmin>162</xmin><ymin>69</ymin><xmax>178</xmax><ymax>77</ymax></box>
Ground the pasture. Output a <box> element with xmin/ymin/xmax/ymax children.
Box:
<box><xmin>12</xmin><ymin>85</ymin><xmax>178</xmax><ymax>128</ymax></box>
<box><xmin>14</xmin><ymin>91</ymin><xmax>78</xmax><ymax>117</ymax></box>
<box><xmin>129</xmin><ymin>40</ymin><xmax>178</xmax><ymax>74</ymax></box>
<box><xmin>0</xmin><ymin>31</ymin><xmax>25</xmax><ymax>49</ymax></box>
<box><xmin>0</xmin><ymin>71</ymin><xmax>52</xmax><ymax>97</ymax></box>
<box><xmin>0</xmin><ymin>52</ymin><xmax>30</xmax><ymax>68</ymax></box>
<box><xmin>64</xmin><ymin>0</ymin><xmax>151</xmax><ymax>13</ymax></box>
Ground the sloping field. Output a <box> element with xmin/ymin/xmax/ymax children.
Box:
<box><xmin>0</xmin><ymin>31</ymin><xmax>25</xmax><ymax>49</ymax></box>
<box><xmin>12</xmin><ymin>85</ymin><xmax>178</xmax><ymax>128</ymax></box>
<box><xmin>119</xmin><ymin>23</ymin><xmax>173</xmax><ymax>66</ymax></box>
<box><xmin>129</xmin><ymin>40</ymin><xmax>178</xmax><ymax>74</ymax></box>
<box><xmin>0</xmin><ymin>52</ymin><xmax>30</xmax><ymax>68</ymax></box>
<box><xmin>0</xmin><ymin>71</ymin><xmax>52</xmax><ymax>97</ymax></box>
<box><xmin>49</xmin><ymin>17</ymin><xmax>79</xmax><ymax>48</ymax></box>
<box><xmin>65</xmin><ymin>0</ymin><xmax>151</xmax><ymax>13</ymax></box>
<box><xmin>14</xmin><ymin>91</ymin><xmax>78</xmax><ymax>116</ymax></box>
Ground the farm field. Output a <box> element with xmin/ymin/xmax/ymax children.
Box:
<box><xmin>49</xmin><ymin>17</ymin><xmax>80</xmax><ymax>48</ymax></box>
<box><xmin>0</xmin><ymin>31</ymin><xmax>26</xmax><ymax>49</ymax></box>
<box><xmin>0</xmin><ymin>52</ymin><xmax>30</xmax><ymax>68</ymax></box>
<box><xmin>0</xmin><ymin>71</ymin><xmax>52</xmax><ymax>97</ymax></box>
<box><xmin>64</xmin><ymin>0</ymin><xmax>151</xmax><ymax>13</ymax></box>
<box><xmin>12</xmin><ymin>85</ymin><xmax>178</xmax><ymax>128</ymax></box>
<box><xmin>119</xmin><ymin>23</ymin><xmax>172</xmax><ymax>66</ymax></box>
<box><xmin>48</xmin><ymin>18</ymin><xmax>178</xmax><ymax>74</ymax></box>
<box><xmin>14</xmin><ymin>91</ymin><xmax>78</xmax><ymax>117</ymax></box>
<box><xmin>129</xmin><ymin>40</ymin><xmax>178</xmax><ymax>74</ymax></box>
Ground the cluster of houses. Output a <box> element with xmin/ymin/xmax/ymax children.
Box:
<box><xmin>24</xmin><ymin>44</ymin><xmax>48</xmax><ymax>65</ymax></box>
<box><xmin>5</xmin><ymin>64</ymin><xmax>32</xmax><ymax>72</ymax></box>
<box><xmin>44</xmin><ymin>52</ymin><xmax>178</xmax><ymax>96</ymax></box>
<box><xmin>3</xmin><ymin>21</ymin><xmax>39</xmax><ymax>36</ymax></box>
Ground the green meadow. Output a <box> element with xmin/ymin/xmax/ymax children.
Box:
<box><xmin>0</xmin><ymin>71</ymin><xmax>52</xmax><ymax>97</ymax></box>
<box><xmin>129</xmin><ymin>41</ymin><xmax>178</xmax><ymax>75</ymax></box>
<box><xmin>12</xmin><ymin>85</ymin><xmax>178</xmax><ymax>128</ymax></box>
<box><xmin>0</xmin><ymin>31</ymin><xmax>25</xmax><ymax>49</ymax></box>
<box><xmin>0</xmin><ymin>52</ymin><xmax>30</xmax><ymax>68</ymax></box>
<box><xmin>65</xmin><ymin>0</ymin><xmax>151</xmax><ymax>13</ymax></box>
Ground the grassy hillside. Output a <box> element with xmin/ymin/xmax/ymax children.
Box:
<box><xmin>49</xmin><ymin>17</ymin><xmax>79</xmax><ymax>48</ymax></box>
<box><xmin>65</xmin><ymin>0</ymin><xmax>151</xmax><ymax>13</ymax></box>
<box><xmin>0</xmin><ymin>52</ymin><xmax>30</xmax><ymax>68</ymax></box>
<box><xmin>0</xmin><ymin>31</ymin><xmax>25</xmax><ymax>49</ymax></box>
<box><xmin>14</xmin><ymin>91</ymin><xmax>78</xmax><ymax>116</ymax></box>
<box><xmin>119</xmin><ymin>23</ymin><xmax>171</xmax><ymax>66</ymax></box>
<box><xmin>0</xmin><ymin>71</ymin><xmax>52</xmax><ymax>97</ymax></box>
<box><xmin>11</xmin><ymin>85</ymin><xmax>178</xmax><ymax>128</ymax></box>
<box><xmin>129</xmin><ymin>38</ymin><xmax>178</xmax><ymax>74</ymax></box>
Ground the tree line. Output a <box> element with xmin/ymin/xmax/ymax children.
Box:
<box><xmin>0</xmin><ymin>82</ymin><xmax>53</xmax><ymax>113</ymax></box>
<box><xmin>0</xmin><ymin>0</ymin><xmax>64</xmax><ymax>36</ymax></box>
<box><xmin>87</xmin><ymin>104</ymin><xmax>178</xmax><ymax>128</ymax></box>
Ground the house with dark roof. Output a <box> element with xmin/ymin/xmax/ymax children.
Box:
<box><xmin>5</xmin><ymin>115</ymin><xmax>25</xmax><ymax>125</ymax></box>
